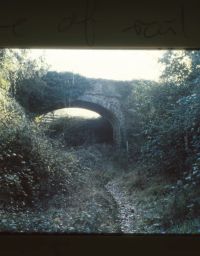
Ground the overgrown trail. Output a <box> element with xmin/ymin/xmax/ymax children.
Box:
<box><xmin>70</xmin><ymin>144</ymin><xmax>138</xmax><ymax>233</ymax></box>
<box><xmin>105</xmin><ymin>180</ymin><xmax>136</xmax><ymax>233</ymax></box>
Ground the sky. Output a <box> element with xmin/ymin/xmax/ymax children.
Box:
<box><xmin>52</xmin><ymin>108</ymin><xmax>100</xmax><ymax>118</ymax></box>
<box><xmin>30</xmin><ymin>49</ymin><xmax>164</xmax><ymax>117</ymax></box>
<box><xmin>30</xmin><ymin>49</ymin><xmax>164</xmax><ymax>81</ymax></box>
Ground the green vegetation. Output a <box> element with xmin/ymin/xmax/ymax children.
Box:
<box><xmin>0</xmin><ymin>49</ymin><xmax>119</xmax><ymax>232</ymax></box>
<box><xmin>0</xmin><ymin>67</ymin><xmax>71</xmax><ymax>209</ymax></box>
<box><xmin>0</xmin><ymin>49</ymin><xmax>200</xmax><ymax>233</ymax></box>
<box><xmin>15</xmin><ymin>71</ymin><xmax>91</xmax><ymax>114</ymax></box>
<box><xmin>115</xmin><ymin>50</ymin><xmax>200</xmax><ymax>233</ymax></box>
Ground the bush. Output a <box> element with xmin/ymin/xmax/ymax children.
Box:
<box><xmin>0</xmin><ymin>91</ymin><xmax>72</xmax><ymax>208</ymax></box>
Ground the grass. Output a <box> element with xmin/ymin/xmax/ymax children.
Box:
<box><xmin>0</xmin><ymin>92</ymin><xmax>120</xmax><ymax>232</ymax></box>
<box><xmin>112</xmin><ymin>160</ymin><xmax>200</xmax><ymax>233</ymax></box>
<box><xmin>1</xmin><ymin>90</ymin><xmax>199</xmax><ymax>234</ymax></box>
<box><xmin>167</xmin><ymin>218</ymin><xmax>200</xmax><ymax>233</ymax></box>
<box><xmin>0</xmin><ymin>142</ymin><xmax>120</xmax><ymax>233</ymax></box>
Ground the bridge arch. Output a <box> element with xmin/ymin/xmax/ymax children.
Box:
<box><xmin>39</xmin><ymin>99</ymin><xmax>122</xmax><ymax>146</ymax></box>
<box><xmin>71</xmin><ymin>100</ymin><xmax>121</xmax><ymax>146</ymax></box>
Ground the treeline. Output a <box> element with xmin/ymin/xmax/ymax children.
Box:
<box><xmin>119</xmin><ymin>50</ymin><xmax>200</xmax><ymax>231</ymax></box>
<box><xmin>0</xmin><ymin>49</ymin><xmax>78</xmax><ymax>208</ymax></box>
<box><xmin>126</xmin><ymin>50</ymin><xmax>200</xmax><ymax>178</ymax></box>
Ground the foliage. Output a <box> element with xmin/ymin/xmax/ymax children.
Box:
<box><xmin>0</xmin><ymin>49</ymin><xmax>47</xmax><ymax>95</ymax></box>
<box><xmin>1</xmin><ymin>48</ymin><xmax>200</xmax><ymax>233</ymax></box>
<box><xmin>159</xmin><ymin>50</ymin><xmax>192</xmax><ymax>85</ymax></box>
<box><xmin>122</xmin><ymin>80</ymin><xmax>159</xmax><ymax>159</ymax></box>
<box><xmin>0</xmin><ymin>144</ymin><xmax>120</xmax><ymax>233</ymax></box>
<box><xmin>15</xmin><ymin>71</ymin><xmax>91</xmax><ymax>114</ymax></box>
<box><xmin>119</xmin><ymin>50</ymin><xmax>200</xmax><ymax>232</ymax></box>
<box><xmin>0</xmin><ymin>90</ymin><xmax>72</xmax><ymax>208</ymax></box>
<box><xmin>160</xmin><ymin>50</ymin><xmax>200</xmax><ymax>83</ymax></box>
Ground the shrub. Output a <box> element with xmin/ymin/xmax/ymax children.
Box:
<box><xmin>0</xmin><ymin>91</ymin><xmax>71</xmax><ymax>208</ymax></box>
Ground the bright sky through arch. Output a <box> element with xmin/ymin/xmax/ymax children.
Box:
<box><xmin>30</xmin><ymin>49</ymin><xmax>164</xmax><ymax>81</ymax></box>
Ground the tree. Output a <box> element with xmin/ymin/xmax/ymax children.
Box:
<box><xmin>0</xmin><ymin>49</ymin><xmax>48</xmax><ymax>97</ymax></box>
<box><xmin>21</xmin><ymin>71</ymin><xmax>91</xmax><ymax>114</ymax></box>
<box><xmin>159</xmin><ymin>50</ymin><xmax>200</xmax><ymax>95</ymax></box>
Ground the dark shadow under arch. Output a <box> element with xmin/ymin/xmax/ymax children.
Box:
<box><xmin>38</xmin><ymin>99</ymin><xmax>121</xmax><ymax>145</ymax></box>
<box><xmin>71</xmin><ymin>100</ymin><xmax>121</xmax><ymax>145</ymax></box>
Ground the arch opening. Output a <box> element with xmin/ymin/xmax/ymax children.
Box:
<box><xmin>37</xmin><ymin>100</ymin><xmax>122</xmax><ymax>146</ymax></box>
<box><xmin>39</xmin><ymin>107</ymin><xmax>115</xmax><ymax>147</ymax></box>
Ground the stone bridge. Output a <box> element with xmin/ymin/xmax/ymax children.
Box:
<box><xmin>37</xmin><ymin>77</ymin><xmax>127</xmax><ymax>147</ymax></box>
<box><xmin>72</xmin><ymin>80</ymin><xmax>126</xmax><ymax>146</ymax></box>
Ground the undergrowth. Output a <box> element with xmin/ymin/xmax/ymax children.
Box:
<box><xmin>0</xmin><ymin>91</ymin><xmax>73</xmax><ymax>209</ymax></box>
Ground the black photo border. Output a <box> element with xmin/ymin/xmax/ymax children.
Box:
<box><xmin>0</xmin><ymin>0</ymin><xmax>200</xmax><ymax>255</ymax></box>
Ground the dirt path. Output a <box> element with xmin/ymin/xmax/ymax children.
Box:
<box><xmin>105</xmin><ymin>181</ymin><xmax>137</xmax><ymax>233</ymax></box>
